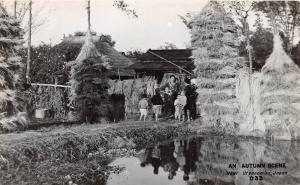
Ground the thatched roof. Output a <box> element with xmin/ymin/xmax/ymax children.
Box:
<box><xmin>128</xmin><ymin>61</ymin><xmax>193</xmax><ymax>71</ymax></box>
<box><xmin>62</xmin><ymin>34</ymin><xmax>134</xmax><ymax>77</ymax></box>
<box><xmin>138</xmin><ymin>49</ymin><xmax>192</xmax><ymax>61</ymax></box>
<box><xmin>127</xmin><ymin>49</ymin><xmax>194</xmax><ymax>73</ymax></box>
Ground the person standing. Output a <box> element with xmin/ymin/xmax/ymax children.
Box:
<box><xmin>139</xmin><ymin>94</ymin><xmax>149</xmax><ymax>122</ymax></box>
<box><xmin>184</xmin><ymin>78</ymin><xmax>198</xmax><ymax>121</ymax></box>
<box><xmin>163</xmin><ymin>87</ymin><xmax>172</xmax><ymax>118</ymax></box>
<box><xmin>151</xmin><ymin>88</ymin><xmax>164</xmax><ymax>123</ymax></box>
<box><xmin>175</xmin><ymin>91</ymin><xmax>187</xmax><ymax>122</ymax></box>
<box><xmin>160</xmin><ymin>75</ymin><xmax>180</xmax><ymax>117</ymax></box>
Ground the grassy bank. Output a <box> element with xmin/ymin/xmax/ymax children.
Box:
<box><xmin>0</xmin><ymin>122</ymin><xmax>193</xmax><ymax>185</ymax></box>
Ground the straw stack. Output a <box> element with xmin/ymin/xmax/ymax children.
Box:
<box><xmin>260</xmin><ymin>34</ymin><xmax>300</xmax><ymax>140</ymax></box>
<box><xmin>189</xmin><ymin>1</ymin><xmax>246</xmax><ymax>129</ymax></box>
<box><xmin>0</xmin><ymin>6</ymin><xmax>27</xmax><ymax>131</ymax></box>
<box><xmin>68</xmin><ymin>31</ymin><xmax>110</xmax><ymax>122</ymax></box>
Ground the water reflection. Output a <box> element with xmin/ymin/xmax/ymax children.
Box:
<box><xmin>108</xmin><ymin>136</ymin><xmax>300</xmax><ymax>185</ymax></box>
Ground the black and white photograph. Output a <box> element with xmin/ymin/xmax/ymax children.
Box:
<box><xmin>0</xmin><ymin>0</ymin><xmax>300</xmax><ymax>184</ymax></box>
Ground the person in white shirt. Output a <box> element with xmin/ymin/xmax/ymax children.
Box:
<box><xmin>174</xmin><ymin>90</ymin><xmax>187</xmax><ymax>122</ymax></box>
<box><xmin>139</xmin><ymin>94</ymin><xmax>149</xmax><ymax>121</ymax></box>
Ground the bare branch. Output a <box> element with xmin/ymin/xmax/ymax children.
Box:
<box><xmin>113</xmin><ymin>0</ymin><xmax>138</xmax><ymax>18</ymax></box>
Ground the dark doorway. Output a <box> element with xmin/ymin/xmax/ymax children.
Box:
<box><xmin>109</xmin><ymin>94</ymin><xmax>125</xmax><ymax>122</ymax></box>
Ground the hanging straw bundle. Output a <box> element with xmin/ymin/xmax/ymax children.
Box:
<box><xmin>107</xmin><ymin>77</ymin><xmax>157</xmax><ymax>116</ymax></box>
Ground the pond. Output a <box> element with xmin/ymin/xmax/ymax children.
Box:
<box><xmin>107</xmin><ymin>136</ymin><xmax>300</xmax><ymax>185</ymax></box>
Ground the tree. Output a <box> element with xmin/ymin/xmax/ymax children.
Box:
<box><xmin>70</xmin><ymin>31</ymin><xmax>116</xmax><ymax>47</ymax></box>
<box><xmin>113</xmin><ymin>0</ymin><xmax>138</xmax><ymax>18</ymax></box>
<box><xmin>158</xmin><ymin>42</ymin><xmax>178</xmax><ymax>50</ymax></box>
<box><xmin>125</xmin><ymin>49</ymin><xmax>144</xmax><ymax>59</ymax></box>
<box><xmin>99</xmin><ymin>34</ymin><xmax>116</xmax><ymax>48</ymax></box>
<box><xmin>253</xmin><ymin>1</ymin><xmax>300</xmax><ymax>52</ymax></box>
<box><xmin>225</xmin><ymin>1</ymin><xmax>255</xmax><ymax>36</ymax></box>
<box><xmin>0</xmin><ymin>0</ymin><xmax>52</xmax><ymax>36</ymax></box>
<box><xmin>178</xmin><ymin>12</ymin><xmax>195</xmax><ymax>29</ymax></box>
<box><xmin>20</xmin><ymin>43</ymin><xmax>68</xmax><ymax>85</ymax></box>
<box><xmin>20</xmin><ymin>30</ymin><xmax>118</xmax><ymax>86</ymax></box>
<box><xmin>250</xmin><ymin>27</ymin><xmax>273</xmax><ymax>70</ymax></box>
<box><xmin>237</xmin><ymin>13</ymin><xmax>290</xmax><ymax>71</ymax></box>
<box><xmin>0</xmin><ymin>3</ymin><xmax>27</xmax><ymax>131</ymax></box>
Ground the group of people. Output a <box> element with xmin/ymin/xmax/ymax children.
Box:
<box><xmin>138</xmin><ymin>75</ymin><xmax>198</xmax><ymax>124</ymax></box>
<box><xmin>139</xmin><ymin>137</ymin><xmax>202</xmax><ymax>181</ymax></box>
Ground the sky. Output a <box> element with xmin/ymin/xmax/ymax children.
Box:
<box><xmin>4</xmin><ymin>0</ymin><xmax>300</xmax><ymax>52</ymax></box>
<box><xmin>5</xmin><ymin>0</ymin><xmax>210</xmax><ymax>52</ymax></box>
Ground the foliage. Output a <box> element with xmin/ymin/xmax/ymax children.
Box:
<box><xmin>224</xmin><ymin>1</ymin><xmax>255</xmax><ymax>36</ymax></box>
<box><xmin>253</xmin><ymin>1</ymin><xmax>300</xmax><ymax>52</ymax></box>
<box><xmin>20</xmin><ymin>31</ymin><xmax>117</xmax><ymax>85</ymax></box>
<box><xmin>125</xmin><ymin>49</ymin><xmax>144</xmax><ymax>59</ymax></box>
<box><xmin>158</xmin><ymin>42</ymin><xmax>178</xmax><ymax>50</ymax></box>
<box><xmin>26</xmin><ymin>86</ymin><xmax>68</xmax><ymax>118</ymax></box>
<box><xmin>291</xmin><ymin>41</ymin><xmax>300</xmax><ymax>67</ymax></box>
<box><xmin>237</xmin><ymin>15</ymin><xmax>290</xmax><ymax>71</ymax></box>
<box><xmin>19</xmin><ymin>44</ymin><xmax>68</xmax><ymax>85</ymax></box>
<box><xmin>74</xmin><ymin>31</ymin><xmax>97</xmax><ymax>36</ymax></box>
<box><xmin>178</xmin><ymin>13</ymin><xmax>195</xmax><ymax>29</ymax></box>
<box><xmin>99</xmin><ymin>34</ymin><xmax>116</xmax><ymax>48</ymax></box>
<box><xmin>113</xmin><ymin>0</ymin><xmax>138</xmax><ymax>18</ymax></box>
<box><xmin>249</xmin><ymin>28</ymin><xmax>273</xmax><ymax>70</ymax></box>
<box><xmin>72</xmin><ymin>31</ymin><xmax>116</xmax><ymax>47</ymax></box>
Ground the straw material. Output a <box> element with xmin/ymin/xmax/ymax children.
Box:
<box><xmin>107</xmin><ymin>76</ymin><xmax>157</xmax><ymax>115</ymax></box>
<box><xmin>69</xmin><ymin>31</ymin><xmax>111</xmax><ymax>121</ymax></box>
<box><xmin>260</xmin><ymin>34</ymin><xmax>300</xmax><ymax>140</ymax></box>
<box><xmin>0</xmin><ymin>7</ymin><xmax>26</xmax><ymax>131</ymax></box>
<box><xmin>190</xmin><ymin>1</ymin><xmax>246</xmax><ymax>128</ymax></box>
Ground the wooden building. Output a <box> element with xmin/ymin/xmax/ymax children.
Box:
<box><xmin>127</xmin><ymin>49</ymin><xmax>194</xmax><ymax>83</ymax></box>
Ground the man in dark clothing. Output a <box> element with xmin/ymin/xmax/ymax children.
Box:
<box><xmin>151</xmin><ymin>88</ymin><xmax>164</xmax><ymax>123</ymax></box>
<box><xmin>184</xmin><ymin>78</ymin><xmax>198</xmax><ymax>121</ymax></box>
<box><xmin>162</xmin><ymin>87</ymin><xmax>172</xmax><ymax>118</ymax></box>
<box><xmin>150</xmin><ymin>144</ymin><xmax>162</xmax><ymax>175</ymax></box>
<box><xmin>183</xmin><ymin>138</ymin><xmax>197</xmax><ymax>181</ymax></box>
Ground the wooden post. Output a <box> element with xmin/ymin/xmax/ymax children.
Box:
<box><xmin>87</xmin><ymin>0</ymin><xmax>91</xmax><ymax>32</ymax></box>
<box><xmin>245</xmin><ymin>16</ymin><xmax>254</xmax><ymax>129</ymax></box>
<box><xmin>26</xmin><ymin>0</ymin><xmax>32</xmax><ymax>84</ymax></box>
<box><xmin>14</xmin><ymin>0</ymin><xmax>17</xmax><ymax>18</ymax></box>
<box><xmin>54</xmin><ymin>77</ymin><xmax>58</xmax><ymax>92</ymax></box>
<box><xmin>118</xmin><ymin>68</ymin><xmax>121</xmax><ymax>81</ymax></box>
